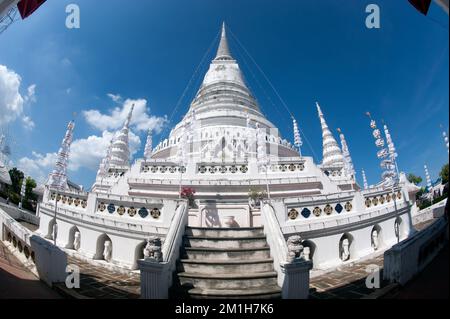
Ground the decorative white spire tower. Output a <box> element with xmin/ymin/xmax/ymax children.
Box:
<box><xmin>316</xmin><ymin>102</ymin><xmax>344</xmax><ymax>167</ymax></box>
<box><xmin>47</xmin><ymin>120</ymin><xmax>75</xmax><ymax>190</ymax></box>
<box><xmin>424</xmin><ymin>164</ymin><xmax>432</xmax><ymax>191</ymax></box>
<box><xmin>96</xmin><ymin>139</ymin><xmax>113</xmax><ymax>179</ymax></box>
<box><xmin>109</xmin><ymin>104</ymin><xmax>134</xmax><ymax>168</ymax></box>
<box><xmin>366</xmin><ymin>113</ymin><xmax>396</xmax><ymax>187</ymax></box>
<box><xmin>256</xmin><ymin>123</ymin><xmax>267</xmax><ymax>165</ymax></box>
<box><xmin>19</xmin><ymin>175</ymin><xmax>27</xmax><ymax>208</ymax></box>
<box><xmin>441</xmin><ymin>125</ymin><xmax>449</xmax><ymax>154</ymax></box>
<box><xmin>337</xmin><ymin>128</ymin><xmax>355</xmax><ymax>179</ymax></box>
<box><xmin>216</xmin><ymin>22</ymin><xmax>232</xmax><ymax>60</ymax></box>
<box><xmin>362</xmin><ymin>169</ymin><xmax>369</xmax><ymax>190</ymax></box>
<box><xmin>144</xmin><ymin>129</ymin><xmax>153</xmax><ymax>160</ymax></box>
<box><xmin>292</xmin><ymin>117</ymin><xmax>303</xmax><ymax>156</ymax></box>
<box><xmin>383</xmin><ymin>123</ymin><xmax>399</xmax><ymax>177</ymax></box>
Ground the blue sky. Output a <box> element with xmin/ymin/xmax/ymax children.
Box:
<box><xmin>0</xmin><ymin>0</ymin><xmax>448</xmax><ymax>188</ymax></box>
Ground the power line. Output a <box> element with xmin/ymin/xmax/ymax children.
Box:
<box><xmin>160</xmin><ymin>29</ymin><xmax>221</xmax><ymax>137</ymax></box>
<box><xmin>227</xmin><ymin>26</ymin><xmax>320</xmax><ymax>162</ymax></box>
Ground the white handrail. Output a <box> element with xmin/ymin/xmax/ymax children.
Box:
<box><xmin>161</xmin><ymin>201</ymin><xmax>189</xmax><ymax>287</ymax></box>
<box><xmin>261</xmin><ymin>203</ymin><xmax>288</xmax><ymax>286</ymax></box>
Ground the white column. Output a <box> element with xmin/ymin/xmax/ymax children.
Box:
<box><xmin>280</xmin><ymin>260</ymin><xmax>313</xmax><ymax>299</ymax></box>
<box><xmin>138</xmin><ymin>260</ymin><xmax>169</xmax><ymax>299</ymax></box>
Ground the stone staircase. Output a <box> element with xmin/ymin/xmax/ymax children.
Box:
<box><xmin>170</xmin><ymin>226</ymin><xmax>281</xmax><ymax>299</ymax></box>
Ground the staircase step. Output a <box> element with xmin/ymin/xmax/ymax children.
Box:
<box><xmin>179</xmin><ymin>286</ymin><xmax>282</xmax><ymax>299</ymax></box>
<box><xmin>185</xmin><ymin>227</ymin><xmax>264</xmax><ymax>238</ymax></box>
<box><xmin>183</xmin><ymin>247</ymin><xmax>272</xmax><ymax>261</ymax></box>
<box><xmin>177</xmin><ymin>271</ymin><xmax>278</xmax><ymax>290</ymax></box>
<box><xmin>178</xmin><ymin>258</ymin><xmax>274</xmax><ymax>274</ymax></box>
<box><xmin>184</xmin><ymin>236</ymin><xmax>268</xmax><ymax>249</ymax></box>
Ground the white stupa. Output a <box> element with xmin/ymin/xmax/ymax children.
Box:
<box><xmin>35</xmin><ymin>23</ymin><xmax>419</xmax><ymax>298</ymax></box>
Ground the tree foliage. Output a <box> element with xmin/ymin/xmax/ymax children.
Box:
<box><xmin>3</xmin><ymin>168</ymin><xmax>37</xmax><ymax>211</ymax></box>
<box><xmin>407</xmin><ymin>173</ymin><xmax>422</xmax><ymax>185</ymax></box>
<box><xmin>440</xmin><ymin>163</ymin><xmax>449</xmax><ymax>184</ymax></box>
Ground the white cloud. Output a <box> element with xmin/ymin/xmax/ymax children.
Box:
<box><xmin>22</xmin><ymin>116</ymin><xmax>35</xmax><ymax>130</ymax></box>
<box><xmin>0</xmin><ymin>64</ymin><xmax>36</xmax><ymax>130</ymax></box>
<box><xmin>83</xmin><ymin>98</ymin><xmax>168</xmax><ymax>133</ymax></box>
<box><xmin>17</xmin><ymin>130</ymin><xmax>141</xmax><ymax>185</ymax></box>
<box><xmin>107</xmin><ymin>93</ymin><xmax>122</xmax><ymax>103</ymax></box>
<box><xmin>0</xmin><ymin>64</ymin><xmax>24</xmax><ymax>125</ymax></box>
<box><xmin>24</xmin><ymin>84</ymin><xmax>37</xmax><ymax>103</ymax></box>
<box><xmin>17</xmin><ymin>152</ymin><xmax>57</xmax><ymax>183</ymax></box>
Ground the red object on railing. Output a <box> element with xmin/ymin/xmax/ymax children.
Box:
<box><xmin>17</xmin><ymin>0</ymin><xmax>47</xmax><ymax>19</ymax></box>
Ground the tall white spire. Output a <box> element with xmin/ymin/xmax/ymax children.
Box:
<box><xmin>292</xmin><ymin>117</ymin><xmax>303</xmax><ymax>156</ymax></box>
<box><xmin>362</xmin><ymin>169</ymin><xmax>369</xmax><ymax>190</ymax></box>
<box><xmin>215</xmin><ymin>22</ymin><xmax>232</xmax><ymax>60</ymax></box>
<box><xmin>0</xmin><ymin>134</ymin><xmax>11</xmax><ymax>185</ymax></box>
<box><xmin>316</xmin><ymin>102</ymin><xmax>344</xmax><ymax>167</ymax></box>
<box><xmin>109</xmin><ymin>104</ymin><xmax>134</xmax><ymax>168</ymax></box>
<box><xmin>337</xmin><ymin>128</ymin><xmax>355</xmax><ymax>179</ymax></box>
<box><xmin>424</xmin><ymin>164</ymin><xmax>432</xmax><ymax>190</ymax></box>
<box><xmin>441</xmin><ymin>125</ymin><xmax>449</xmax><ymax>154</ymax></box>
<box><xmin>383</xmin><ymin>122</ymin><xmax>400</xmax><ymax>178</ymax></box>
<box><xmin>47</xmin><ymin>120</ymin><xmax>75</xmax><ymax>190</ymax></box>
<box><xmin>96</xmin><ymin>139</ymin><xmax>113</xmax><ymax>179</ymax></box>
<box><xmin>256</xmin><ymin>123</ymin><xmax>267</xmax><ymax>165</ymax></box>
<box><xmin>366</xmin><ymin>113</ymin><xmax>396</xmax><ymax>187</ymax></box>
<box><xmin>144</xmin><ymin>129</ymin><xmax>153</xmax><ymax>160</ymax></box>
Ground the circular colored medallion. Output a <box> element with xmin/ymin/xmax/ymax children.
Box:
<box><xmin>288</xmin><ymin>209</ymin><xmax>299</xmax><ymax>220</ymax></box>
<box><xmin>313</xmin><ymin>207</ymin><xmax>322</xmax><ymax>217</ymax></box>
<box><xmin>151</xmin><ymin>208</ymin><xmax>161</xmax><ymax>219</ymax></box>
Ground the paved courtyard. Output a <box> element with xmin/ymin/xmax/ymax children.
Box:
<box><xmin>0</xmin><ymin>241</ymin><xmax>61</xmax><ymax>299</ymax></box>
<box><xmin>309</xmin><ymin>218</ymin><xmax>438</xmax><ymax>299</ymax></box>
<box><xmin>55</xmin><ymin>256</ymin><xmax>141</xmax><ymax>299</ymax></box>
<box><xmin>0</xmin><ymin>213</ymin><xmax>444</xmax><ymax>299</ymax></box>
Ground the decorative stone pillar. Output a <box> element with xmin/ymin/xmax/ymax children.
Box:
<box><xmin>138</xmin><ymin>236</ymin><xmax>168</xmax><ymax>299</ymax></box>
<box><xmin>282</xmin><ymin>235</ymin><xmax>313</xmax><ymax>299</ymax></box>
<box><xmin>280</xmin><ymin>260</ymin><xmax>313</xmax><ymax>299</ymax></box>
<box><xmin>138</xmin><ymin>259</ymin><xmax>168</xmax><ymax>299</ymax></box>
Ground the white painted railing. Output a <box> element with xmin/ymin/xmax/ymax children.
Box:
<box><xmin>262</xmin><ymin>203</ymin><xmax>289</xmax><ymax>282</ymax></box>
<box><xmin>262</xmin><ymin>203</ymin><xmax>312</xmax><ymax>299</ymax></box>
<box><xmin>384</xmin><ymin>216</ymin><xmax>449</xmax><ymax>286</ymax></box>
<box><xmin>162</xmin><ymin>201</ymin><xmax>189</xmax><ymax>287</ymax></box>
<box><xmin>413</xmin><ymin>198</ymin><xmax>447</xmax><ymax>225</ymax></box>
<box><xmin>139</xmin><ymin>201</ymin><xmax>189</xmax><ymax>299</ymax></box>
<box><xmin>0</xmin><ymin>202</ymin><xmax>40</xmax><ymax>225</ymax></box>
<box><xmin>0</xmin><ymin>208</ymin><xmax>67</xmax><ymax>287</ymax></box>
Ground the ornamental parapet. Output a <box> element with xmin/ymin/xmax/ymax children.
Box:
<box><xmin>127</xmin><ymin>176</ymin><xmax>321</xmax><ymax>187</ymax></box>
<box><xmin>47</xmin><ymin>190</ymin><xmax>88</xmax><ymax>210</ymax></box>
<box><xmin>38</xmin><ymin>202</ymin><xmax>171</xmax><ymax>237</ymax></box>
<box><xmin>284</xmin><ymin>192</ymin><xmax>355</xmax><ymax>220</ymax></box>
<box><xmin>94</xmin><ymin>194</ymin><xmax>165</xmax><ymax>220</ymax></box>
<box><xmin>363</xmin><ymin>191</ymin><xmax>403</xmax><ymax>209</ymax></box>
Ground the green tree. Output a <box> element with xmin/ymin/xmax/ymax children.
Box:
<box><xmin>22</xmin><ymin>177</ymin><xmax>37</xmax><ymax>211</ymax></box>
<box><xmin>8</xmin><ymin>167</ymin><xmax>24</xmax><ymax>195</ymax></box>
<box><xmin>407</xmin><ymin>173</ymin><xmax>422</xmax><ymax>185</ymax></box>
<box><xmin>440</xmin><ymin>163</ymin><xmax>449</xmax><ymax>184</ymax></box>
